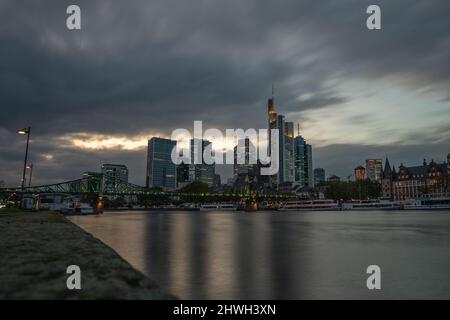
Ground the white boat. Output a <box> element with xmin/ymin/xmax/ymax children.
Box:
<box><xmin>342</xmin><ymin>199</ymin><xmax>402</xmax><ymax>210</ymax></box>
<box><xmin>218</xmin><ymin>203</ymin><xmax>236</xmax><ymax>211</ymax></box>
<box><xmin>60</xmin><ymin>197</ymin><xmax>95</xmax><ymax>215</ymax></box>
<box><xmin>404</xmin><ymin>193</ymin><xmax>450</xmax><ymax>210</ymax></box>
<box><xmin>200</xmin><ymin>204</ymin><xmax>218</xmax><ymax>210</ymax></box>
<box><xmin>200</xmin><ymin>203</ymin><xmax>236</xmax><ymax>211</ymax></box>
<box><xmin>279</xmin><ymin>199</ymin><xmax>340</xmax><ymax>211</ymax></box>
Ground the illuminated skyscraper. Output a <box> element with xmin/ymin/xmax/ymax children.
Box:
<box><xmin>267</xmin><ymin>87</ymin><xmax>310</xmax><ymax>187</ymax></box>
<box><xmin>284</xmin><ymin>121</ymin><xmax>295</xmax><ymax>182</ymax></box>
<box><xmin>294</xmin><ymin>135</ymin><xmax>306</xmax><ymax>186</ymax></box>
<box><xmin>267</xmin><ymin>87</ymin><xmax>288</xmax><ymax>185</ymax></box>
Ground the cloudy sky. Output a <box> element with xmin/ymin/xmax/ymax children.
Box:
<box><xmin>0</xmin><ymin>0</ymin><xmax>449</xmax><ymax>186</ymax></box>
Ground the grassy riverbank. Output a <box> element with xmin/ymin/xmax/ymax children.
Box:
<box><xmin>0</xmin><ymin>209</ymin><xmax>176</xmax><ymax>299</ymax></box>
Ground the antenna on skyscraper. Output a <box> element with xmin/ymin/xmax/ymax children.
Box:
<box><xmin>297</xmin><ymin>123</ymin><xmax>300</xmax><ymax>136</ymax></box>
<box><xmin>271</xmin><ymin>84</ymin><xmax>275</xmax><ymax>99</ymax></box>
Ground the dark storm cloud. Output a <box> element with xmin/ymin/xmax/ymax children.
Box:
<box><xmin>0</xmin><ymin>0</ymin><xmax>449</xmax><ymax>185</ymax></box>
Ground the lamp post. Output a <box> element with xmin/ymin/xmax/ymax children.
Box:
<box><xmin>26</xmin><ymin>164</ymin><xmax>33</xmax><ymax>188</ymax></box>
<box><xmin>18</xmin><ymin>127</ymin><xmax>31</xmax><ymax>197</ymax></box>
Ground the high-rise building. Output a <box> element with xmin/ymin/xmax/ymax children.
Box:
<box><xmin>267</xmin><ymin>87</ymin><xmax>310</xmax><ymax>188</ymax></box>
<box><xmin>233</xmin><ymin>138</ymin><xmax>257</xmax><ymax>177</ymax></box>
<box><xmin>284</xmin><ymin>122</ymin><xmax>295</xmax><ymax>182</ymax></box>
<box><xmin>354</xmin><ymin>165</ymin><xmax>366</xmax><ymax>181</ymax></box>
<box><xmin>267</xmin><ymin>88</ymin><xmax>291</xmax><ymax>185</ymax></box>
<box><xmin>176</xmin><ymin>161</ymin><xmax>190</xmax><ymax>189</ymax></box>
<box><xmin>276</xmin><ymin>114</ymin><xmax>286</xmax><ymax>184</ymax></box>
<box><xmin>305</xmin><ymin>144</ymin><xmax>313</xmax><ymax>188</ymax></box>
<box><xmin>146</xmin><ymin>137</ymin><xmax>177</xmax><ymax>190</ymax></box>
<box><xmin>294</xmin><ymin>135</ymin><xmax>306</xmax><ymax>186</ymax></box>
<box><xmin>365</xmin><ymin>159</ymin><xmax>383</xmax><ymax>182</ymax></box>
<box><xmin>314</xmin><ymin>168</ymin><xmax>325</xmax><ymax>186</ymax></box>
<box><xmin>101</xmin><ymin>164</ymin><xmax>129</xmax><ymax>182</ymax></box>
<box><xmin>189</xmin><ymin>139</ymin><xmax>215</xmax><ymax>187</ymax></box>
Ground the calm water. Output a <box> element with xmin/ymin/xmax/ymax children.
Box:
<box><xmin>70</xmin><ymin>210</ymin><xmax>450</xmax><ymax>299</ymax></box>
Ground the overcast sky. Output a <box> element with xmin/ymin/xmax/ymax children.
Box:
<box><xmin>0</xmin><ymin>0</ymin><xmax>449</xmax><ymax>186</ymax></box>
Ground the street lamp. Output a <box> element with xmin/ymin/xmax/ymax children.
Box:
<box><xmin>26</xmin><ymin>164</ymin><xmax>33</xmax><ymax>188</ymax></box>
<box><xmin>17</xmin><ymin>127</ymin><xmax>31</xmax><ymax>194</ymax></box>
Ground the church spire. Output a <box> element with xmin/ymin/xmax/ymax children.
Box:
<box><xmin>383</xmin><ymin>156</ymin><xmax>392</xmax><ymax>179</ymax></box>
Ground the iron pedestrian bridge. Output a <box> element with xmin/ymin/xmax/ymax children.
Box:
<box><xmin>0</xmin><ymin>174</ymin><xmax>292</xmax><ymax>200</ymax></box>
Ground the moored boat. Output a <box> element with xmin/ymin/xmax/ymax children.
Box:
<box><xmin>342</xmin><ymin>199</ymin><xmax>402</xmax><ymax>210</ymax></box>
<box><xmin>200</xmin><ymin>203</ymin><xmax>236</xmax><ymax>211</ymax></box>
<box><xmin>60</xmin><ymin>197</ymin><xmax>95</xmax><ymax>215</ymax></box>
<box><xmin>404</xmin><ymin>193</ymin><xmax>450</xmax><ymax>210</ymax></box>
<box><xmin>279</xmin><ymin>199</ymin><xmax>340</xmax><ymax>211</ymax></box>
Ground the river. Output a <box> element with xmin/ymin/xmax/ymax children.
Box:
<box><xmin>69</xmin><ymin>210</ymin><xmax>450</xmax><ymax>299</ymax></box>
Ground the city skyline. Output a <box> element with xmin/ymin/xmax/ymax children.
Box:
<box><xmin>1</xmin><ymin>0</ymin><xmax>449</xmax><ymax>186</ymax></box>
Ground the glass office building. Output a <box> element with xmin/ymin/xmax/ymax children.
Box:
<box><xmin>146</xmin><ymin>137</ymin><xmax>177</xmax><ymax>190</ymax></box>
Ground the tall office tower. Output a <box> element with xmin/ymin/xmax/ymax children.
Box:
<box><xmin>267</xmin><ymin>88</ymin><xmax>285</xmax><ymax>186</ymax></box>
<box><xmin>284</xmin><ymin>122</ymin><xmax>295</xmax><ymax>182</ymax></box>
<box><xmin>176</xmin><ymin>161</ymin><xmax>190</xmax><ymax>188</ymax></box>
<box><xmin>146</xmin><ymin>137</ymin><xmax>177</xmax><ymax>190</ymax></box>
<box><xmin>101</xmin><ymin>164</ymin><xmax>129</xmax><ymax>182</ymax></box>
<box><xmin>294</xmin><ymin>135</ymin><xmax>306</xmax><ymax>187</ymax></box>
<box><xmin>233</xmin><ymin>138</ymin><xmax>257</xmax><ymax>177</ymax></box>
<box><xmin>276</xmin><ymin>114</ymin><xmax>286</xmax><ymax>185</ymax></box>
<box><xmin>314</xmin><ymin>168</ymin><xmax>325</xmax><ymax>186</ymax></box>
<box><xmin>189</xmin><ymin>139</ymin><xmax>215</xmax><ymax>187</ymax></box>
<box><xmin>365</xmin><ymin>159</ymin><xmax>383</xmax><ymax>182</ymax></box>
<box><xmin>305</xmin><ymin>144</ymin><xmax>314</xmax><ymax>188</ymax></box>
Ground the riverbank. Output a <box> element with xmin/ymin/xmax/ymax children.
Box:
<box><xmin>0</xmin><ymin>209</ymin><xmax>176</xmax><ymax>299</ymax></box>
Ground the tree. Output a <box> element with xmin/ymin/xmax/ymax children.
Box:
<box><xmin>325</xmin><ymin>180</ymin><xmax>381</xmax><ymax>201</ymax></box>
<box><xmin>179</xmin><ymin>181</ymin><xmax>210</xmax><ymax>203</ymax></box>
<box><xmin>180</xmin><ymin>181</ymin><xmax>209</xmax><ymax>194</ymax></box>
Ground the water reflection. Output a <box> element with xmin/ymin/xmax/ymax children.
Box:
<box><xmin>70</xmin><ymin>211</ymin><xmax>450</xmax><ymax>299</ymax></box>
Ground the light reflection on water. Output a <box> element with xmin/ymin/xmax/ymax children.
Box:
<box><xmin>69</xmin><ymin>210</ymin><xmax>450</xmax><ymax>299</ymax></box>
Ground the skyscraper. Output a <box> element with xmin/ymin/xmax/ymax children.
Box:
<box><xmin>294</xmin><ymin>135</ymin><xmax>306</xmax><ymax>186</ymax></box>
<box><xmin>305</xmin><ymin>144</ymin><xmax>313</xmax><ymax>188</ymax></box>
<box><xmin>233</xmin><ymin>138</ymin><xmax>257</xmax><ymax>177</ymax></box>
<box><xmin>267</xmin><ymin>87</ymin><xmax>311</xmax><ymax>188</ymax></box>
<box><xmin>284</xmin><ymin>121</ymin><xmax>295</xmax><ymax>182</ymax></box>
<box><xmin>176</xmin><ymin>161</ymin><xmax>190</xmax><ymax>189</ymax></box>
<box><xmin>267</xmin><ymin>87</ymin><xmax>289</xmax><ymax>185</ymax></box>
<box><xmin>146</xmin><ymin>137</ymin><xmax>177</xmax><ymax>190</ymax></box>
<box><xmin>101</xmin><ymin>164</ymin><xmax>129</xmax><ymax>182</ymax></box>
<box><xmin>365</xmin><ymin>159</ymin><xmax>383</xmax><ymax>182</ymax></box>
<box><xmin>189</xmin><ymin>139</ymin><xmax>215</xmax><ymax>187</ymax></box>
<box><xmin>276</xmin><ymin>114</ymin><xmax>286</xmax><ymax>184</ymax></box>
